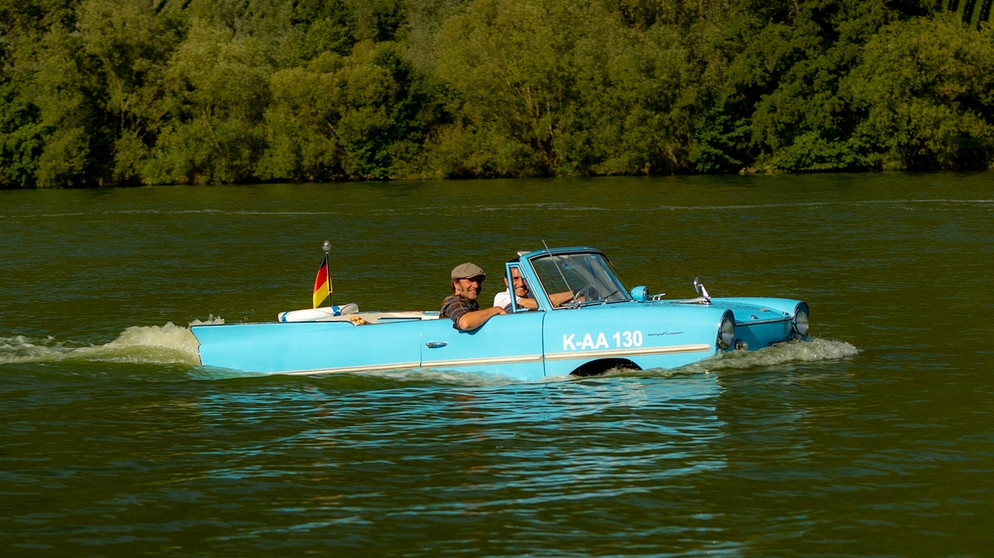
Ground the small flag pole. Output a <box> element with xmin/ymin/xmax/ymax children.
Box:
<box><xmin>313</xmin><ymin>240</ymin><xmax>333</xmax><ymax>309</ymax></box>
<box><xmin>322</xmin><ymin>240</ymin><xmax>333</xmax><ymax>308</ymax></box>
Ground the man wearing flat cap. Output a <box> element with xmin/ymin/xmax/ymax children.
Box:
<box><xmin>440</xmin><ymin>262</ymin><xmax>506</xmax><ymax>331</ymax></box>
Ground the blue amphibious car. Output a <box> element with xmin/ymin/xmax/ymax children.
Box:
<box><xmin>191</xmin><ymin>247</ymin><xmax>810</xmax><ymax>381</ymax></box>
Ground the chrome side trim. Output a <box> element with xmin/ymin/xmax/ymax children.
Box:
<box><xmin>271</xmin><ymin>345</ymin><xmax>709</xmax><ymax>376</ymax></box>
<box><xmin>281</xmin><ymin>361</ymin><xmax>422</xmax><ymax>375</ymax></box>
<box><xmin>424</xmin><ymin>354</ymin><xmax>544</xmax><ymax>369</ymax></box>
<box><xmin>545</xmin><ymin>344</ymin><xmax>712</xmax><ymax>361</ymax></box>
<box><xmin>738</xmin><ymin>317</ymin><xmax>791</xmax><ymax>326</ymax></box>
<box><xmin>280</xmin><ymin>354</ymin><xmax>545</xmax><ymax>376</ymax></box>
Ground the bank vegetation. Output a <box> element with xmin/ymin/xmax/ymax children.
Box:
<box><xmin>2</xmin><ymin>0</ymin><xmax>993</xmax><ymax>188</ymax></box>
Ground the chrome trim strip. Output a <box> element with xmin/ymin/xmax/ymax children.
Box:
<box><xmin>281</xmin><ymin>354</ymin><xmax>545</xmax><ymax>375</ymax></box>
<box><xmin>738</xmin><ymin>317</ymin><xmax>791</xmax><ymax>326</ymax></box>
<box><xmin>424</xmin><ymin>354</ymin><xmax>544</xmax><ymax>368</ymax></box>
<box><xmin>282</xmin><ymin>361</ymin><xmax>421</xmax><ymax>375</ymax></box>
<box><xmin>276</xmin><ymin>345</ymin><xmax>709</xmax><ymax>376</ymax></box>
<box><xmin>545</xmin><ymin>344</ymin><xmax>712</xmax><ymax>361</ymax></box>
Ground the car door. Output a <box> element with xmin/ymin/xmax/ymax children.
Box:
<box><xmin>419</xmin><ymin>311</ymin><xmax>546</xmax><ymax>381</ymax></box>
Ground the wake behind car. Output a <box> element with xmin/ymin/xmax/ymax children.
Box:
<box><xmin>191</xmin><ymin>247</ymin><xmax>810</xmax><ymax>381</ymax></box>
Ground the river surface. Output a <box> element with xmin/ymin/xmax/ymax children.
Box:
<box><xmin>2</xmin><ymin>173</ymin><xmax>992</xmax><ymax>556</ymax></box>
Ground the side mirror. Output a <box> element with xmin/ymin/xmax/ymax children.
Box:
<box><xmin>630</xmin><ymin>286</ymin><xmax>649</xmax><ymax>301</ymax></box>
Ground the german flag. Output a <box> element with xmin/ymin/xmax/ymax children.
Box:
<box><xmin>312</xmin><ymin>253</ymin><xmax>332</xmax><ymax>308</ymax></box>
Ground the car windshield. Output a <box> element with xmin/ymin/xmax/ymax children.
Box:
<box><xmin>530</xmin><ymin>252</ymin><xmax>631</xmax><ymax>307</ymax></box>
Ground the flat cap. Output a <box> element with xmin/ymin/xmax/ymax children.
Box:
<box><xmin>451</xmin><ymin>262</ymin><xmax>486</xmax><ymax>280</ymax></box>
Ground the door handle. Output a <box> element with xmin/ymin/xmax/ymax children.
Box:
<box><xmin>425</xmin><ymin>341</ymin><xmax>448</xmax><ymax>349</ymax></box>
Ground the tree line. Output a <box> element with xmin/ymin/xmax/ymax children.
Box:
<box><xmin>2</xmin><ymin>0</ymin><xmax>993</xmax><ymax>188</ymax></box>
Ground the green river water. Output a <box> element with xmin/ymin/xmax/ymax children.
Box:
<box><xmin>1</xmin><ymin>173</ymin><xmax>992</xmax><ymax>556</ymax></box>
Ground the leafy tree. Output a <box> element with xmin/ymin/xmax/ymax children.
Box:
<box><xmin>20</xmin><ymin>28</ymin><xmax>106</xmax><ymax>187</ymax></box>
<box><xmin>77</xmin><ymin>0</ymin><xmax>186</xmax><ymax>184</ymax></box>
<box><xmin>0</xmin><ymin>41</ymin><xmax>44</xmax><ymax>188</ymax></box>
<box><xmin>285</xmin><ymin>0</ymin><xmax>356</xmax><ymax>61</ymax></box>
<box><xmin>3</xmin><ymin>0</ymin><xmax>993</xmax><ymax>187</ymax></box>
<box><xmin>257</xmin><ymin>54</ymin><xmax>340</xmax><ymax>181</ymax></box>
<box><xmin>575</xmin><ymin>21</ymin><xmax>700</xmax><ymax>175</ymax></box>
<box><xmin>278</xmin><ymin>0</ymin><xmax>407</xmax><ymax>62</ymax></box>
<box><xmin>147</xmin><ymin>19</ymin><xmax>272</xmax><ymax>184</ymax></box>
<box><xmin>431</xmin><ymin>0</ymin><xmax>564</xmax><ymax>176</ymax></box>
<box><xmin>259</xmin><ymin>40</ymin><xmax>438</xmax><ymax>180</ymax></box>
<box><xmin>844</xmin><ymin>13</ymin><xmax>994</xmax><ymax>170</ymax></box>
<box><xmin>0</xmin><ymin>0</ymin><xmax>79</xmax><ymax>37</ymax></box>
<box><xmin>349</xmin><ymin>0</ymin><xmax>406</xmax><ymax>42</ymax></box>
<box><xmin>399</xmin><ymin>0</ymin><xmax>469</xmax><ymax>70</ymax></box>
<box><xmin>612</xmin><ymin>0</ymin><xmax>726</xmax><ymax>31</ymax></box>
<box><xmin>709</xmin><ymin>0</ymin><xmax>944</xmax><ymax>172</ymax></box>
<box><xmin>431</xmin><ymin>0</ymin><xmax>706</xmax><ymax>177</ymax></box>
<box><xmin>1</xmin><ymin>1</ymin><xmax>97</xmax><ymax>187</ymax></box>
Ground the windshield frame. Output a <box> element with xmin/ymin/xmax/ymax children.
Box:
<box><xmin>526</xmin><ymin>250</ymin><xmax>631</xmax><ymax>308</ymax></box>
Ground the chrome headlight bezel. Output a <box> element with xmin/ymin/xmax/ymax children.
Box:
<box><xmin>792</xmin><ymin>303</ymin><xmax>810</xmax><ymax>340</ymax></box>
<box><xmin>718</xmin><ymin>315</ymin><xmax>735</xmax><ymax>350</ymax></box>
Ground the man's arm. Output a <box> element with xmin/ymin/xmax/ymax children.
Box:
<box><xmin>548</xmin><ymin>291</ymin><xmax>576</xmax><ymax>307</ymax></box>
<box><xmin>516</xmin><ymin>297</ymin><xmax>538</xmax><ymax>309</ymax></box>
<box><xmin>495</xmin><ymin>290</ymin><xmax>537</xmax><ymax>311</ymax></box>
<box><xmin>456</xmin><ymin>306</ymin><xmax>505</xmax><ymax>331</ymax></box>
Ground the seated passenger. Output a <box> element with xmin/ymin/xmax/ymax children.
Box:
<box><xmin>440</xmin><ymin>262</ymin><xmax>506</xmax><ymax>331</ymax></box>
<box><xmin>493</xmin><ymin>268</ymin><xmax>538</xmax><ymax>312</ymax></box>
<box><xmin>494</xmin><ymin>268</ymin><xmax>579</xmax><ymax>311</ymax></box>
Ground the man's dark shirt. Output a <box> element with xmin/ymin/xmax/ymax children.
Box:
<box><xmin>440</xmin><ymin>295</ymin><xmax>479</xmax><ymax>330</ymax></box>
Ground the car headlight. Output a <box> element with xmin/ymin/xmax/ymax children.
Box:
<box><xmin>792</xmin><ymin>303</ymin><xmax>810</xmax><ymax>340</ymax></box>
<box><xmin>718</xmin><ymin>315</ymin><xmax>735</xmax><ymax>350</ymax></box>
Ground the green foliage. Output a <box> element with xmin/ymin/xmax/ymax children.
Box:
<box><xmin>429</xmin><ymin>0</ymin><xmax>703</xmax><ymax>177</ymax></box>
<box><xmin>258</xmin><ymin>41</ymin><xmax>439</xmax><ymax>181</ymax></box>
<box><xmin>18</xmin><ymin>27</ymin><xmax>104</xmax><ymax>187</ymax></box>
<box><xmin>844</xmin><ymin>13</ymin><xmax>994</xmax><ymax>170</ymax></box>
<box><xmin>1</xmin><ymin>0</ymin><xmax>992</xmax><ymax>187</ymax></box>
<box><xmin>78</xmin><ymin>0</ymin><xmax>186</xmax><ymax>184</ymax></box>
<box><xmin>431</xmin><ymin>0</ymin><xmax>574</xmax><ymax>176</ymax></box>
<box><xmin>0</xmin><ymin>0</ymin><xmax>79</xmax><ymax>36</ymax></box>
<box><xmin>0</xmin><ymin>66</ymin><xmax>42</xmax><ymax>188</ymax></box>
<box><xmin>147</xmin><ymin>19</ymin><xmax>272</xmax><ymax>184</ymax></box>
